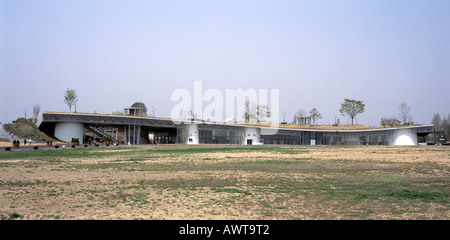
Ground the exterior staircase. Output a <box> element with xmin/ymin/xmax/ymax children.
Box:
<box><xmin>86</xmin><ymin>126</ymin><xmax>118</xmax><ymax>143</ymax></box>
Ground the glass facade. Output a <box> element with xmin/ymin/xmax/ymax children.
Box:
<box><xmin>321</xmin><ymin>130</ymin><xmax>394</xmax><ymax>145</ymax></box>
<box><xmin>176</xmin><ymin>125</ymin><xmax>189</xmax><ymax>144</ymax></box>
<box><xmin>262</xmin><ymin>129</ymin><xmax>395</xmax><ymax>145</ymax></box>
<box><xmin>261</xmin><ymin>130</ymin><xmax>304</xmax><ymax>145</ymax></box>
<box><xmin>198</xmin><ymin>124</ymin><xmax>244</xmax><ymax>144</ymax></box>
<box><xmin>176</xmin><ymin>124</ymin><xmax>402</xmax><ymax>146</ymax></box>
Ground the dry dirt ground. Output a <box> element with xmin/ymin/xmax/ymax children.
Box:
<box><xmin>0</xmin><ymin>144</ymin><xmax>448</xmax><ymax>220</ymax></box>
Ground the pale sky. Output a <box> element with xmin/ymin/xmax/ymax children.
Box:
<box><xmin>1</xmin><ymin>0</ymin><xmax>449</xmax><ymax>126</ymax></box>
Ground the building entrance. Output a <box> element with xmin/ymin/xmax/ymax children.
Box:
<box><xmin>144</xmin><ymin>126</ymin><xmax>177</xmax><ymax>144</ymax></box>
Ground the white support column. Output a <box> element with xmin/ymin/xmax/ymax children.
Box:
<box><xmin>132</xmin><ymin>125</ymin><xmax>134</xmax><ymax>144</ymax></box>
<box><xmin>137</xmin><ymin>126</ymin><xmax>141</xmax><ymax>144</ymax></box>
<box><xmin>54</xmin><ymin>122</ymin><xmax>85</xmax><ymax>144</ymax></box>
<box><xmin>124</xmin><ymin>126</ymin><xmax>127</xmax><ymax>143</ymax></box>
<box><xmin>128</xmin><ymin>125</ymin><xmax>131</xmax><ymax>144</ymax></box>
<box><xmin>244</xmin><ymin>127</ymin><xmax>260</xmax><ymax>145</ymax></box>
<box><xmin>394</xmin><ymin>128</ymin><xmax>418</xmax><ymax>145</ymax></box>
<box><xmin>187</xmin><ymin>124</ymin><xmax>199</xmax><ymax>144</ymax></box>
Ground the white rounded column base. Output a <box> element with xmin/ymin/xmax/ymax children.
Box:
<box><xmin>54</xmin><ymin>122</ymin><xmax>84</xmax><ymax>144</ymax></box>
<box><xmin>394</xmin><ymin>129</ymin><xmax>417</xmax><ymax>145</ymax></box>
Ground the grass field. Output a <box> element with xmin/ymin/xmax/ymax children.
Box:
<box><xmin>0</xmin><ymin>144</ymin><xmax>448</xmax><ymax>220</ymax></box>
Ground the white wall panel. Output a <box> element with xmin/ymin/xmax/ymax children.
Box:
<box><xmin>54</xmin><ymin>122</ymin><xmax>85</xmax><ymax>144</ymax></box>
<box><xmin>394</xmin><ymin>128</ymin><xmax>417</xmax><ymax>145</ymax></box>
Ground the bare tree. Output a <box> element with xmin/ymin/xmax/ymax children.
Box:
<box><xmin>243</xmin><ymin>100</ymin><xmax>251</xmax><ymax>122</ymax></box>
<box><xmin>333</xmin><ymin>114</ymin><xmax>340</xmax><ymax>126</ymax></box>
<box><xmin>309</xmin><ymin>108</ymin><xmax>322</xmax><ymax>125</ymax></box>
<box><xmin>64</xmin><ymin>89</ymin><xmax>78</xmax><ymax>113</ymax></box>
<box><xmin>294</xmin><ymin>109</ymin><xmax>307</xmax><ymax>124</ymax></box>
<box><xmin>431</xmin><ymin>113</ymin><xmax>441</xmax><ymax>143</ymax></box>
<box><xmin>399</xmin><ymin>103</ymin><xmax>412</xmax><ymax>125</ymax></box>
<box><xmin>447</xmin><ymin>113</ymin><xmax>450</xmax><ymax>140</ymax></box>
<box><xmin>254</xmin><ymin>104</ymin><xmax>269</xmax><ymax>122</ymax></box>
<box><xmin>184</xmin><ymin>109</ymin><xmax>199</xmax><ymax>120</ymax></box>
<box><xmin>32</xmin><ymin>103</ymin><xmax>40</xmax><ymax>123</ymax></box>
<box><xmin>442</xmin><ymin>116</ymin><xmax>449</xmax><ymax>141</ymax></box>
<box><xmin>242</xmin><ymin>100</ymin><xmax>269</xmax><ymax>123</ymax></box>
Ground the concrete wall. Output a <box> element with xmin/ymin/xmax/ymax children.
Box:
<box><xmin>244</xmin><ymin>127</ymin><xmax>261</xmax><ymax>145</ymax></box>
<box><xmin>54</xmin><ymin>122</ymin><xmax>85</xmax><ymax>144</ymax></box>
<box><xmin>394</xmin><ymin>128</ymin><xmax>418</xmax><ymax>145</ymax></box>
<box><xmin>187</xmin><ymin>124</ymin><xmax>199</xmax><ymax>144</ymax></box>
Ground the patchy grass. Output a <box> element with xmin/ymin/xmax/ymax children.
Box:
<box><xmin>3</xmin><ymin>123</ymin><xmax>54</xmax><ymax>143</ymax></box>
<box><xmin>0</xmin><ymin>144</ymin><xmax>448</xmax><ymax>219</ymax></box>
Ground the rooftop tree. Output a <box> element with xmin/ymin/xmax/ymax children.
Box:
<box><xmin>399</xmin><ymin>103</ymin><xmax>413</xmax><ymax>125</ymax></box>
<box><xmin>131</xmin><ymin>102</ymin><xmax>148</xmax><ymax>116</ymax></box>
<box><xmin>64</xmin><ymin>89</ymin><xmax>78</xmax><ymax>113</ymax></box>
<box><xmin>309</xmin><ymin>108</ymin><xmax>322</xmax><ymax>125</ymax></box>
<box><xmin>339</xmin><ymin>99</ymin><xmax>365</xmax><ymax>125</ymax></box>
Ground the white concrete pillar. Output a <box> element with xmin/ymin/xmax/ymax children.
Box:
<box><xmin>137</xmin><ymin>126</ymin><xmax>141</xmax><ymax>144</ymax></box>
<box><xmin>54</xmin><ymin>122</ymin><xmax>85</xmax><ymax>144</ymax></box>
<box><xmin>244</xmin><ymin>127</ymin><xmax>260</xmax><ymax>145</ymax></box>
<box><xmin>187</xmin><ymin>124</ymin><xmax>199</xmax><ymax>144</ymax></box>
<box><xmin>394</xmin><ymin>128</ymin><xmax>418</xmax><ymax>145</ymax></box>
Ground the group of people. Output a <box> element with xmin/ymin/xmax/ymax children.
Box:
<box><xmin>10</xmin><ymin>133</ymin><xmax>33</xmax><ymax>146</ymax></box>
<box><xmin>22</xmin><ymin>138</ymin><xmax>33</xmax><ymax>145</ymax></box>
<box><xmin>12</xmin><ymin>139</ymin><xmax>32</xmax><ymax>147</ymax></box>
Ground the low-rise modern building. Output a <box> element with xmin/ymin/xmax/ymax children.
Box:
<box><xmin>38</xmin><ymin>112</ymin><xmax>433</xmax><ymax>146</ymax></box>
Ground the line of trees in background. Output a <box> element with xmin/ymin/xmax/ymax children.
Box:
<box><xmin>293</xmin><ymin>108</ymin><xmax>323</xmax><ymax>125</ymax></box>
<box><xmin>380</xmin><ymin>103</ymin><xmax>414</xmax><ymax>126</ymax></box>
<box><xmin>15</xmin><ymin>103</ymin><xmax>41</xmax><ymax>125</ymax></box>
<box><xmin>292</xmin><ymin>99</ymin><xmax>365</xmax><ymax>125</ymax></box>
<box><xmin>430</xmin><ymin>113</ymin><xmax>450</xmax><ymax>144</ymax></box>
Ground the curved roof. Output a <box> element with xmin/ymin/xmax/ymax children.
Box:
<box><xmin>40</xmin><ymin>111</ymin><xmax>433</xmax><ymax>134</ymax></box>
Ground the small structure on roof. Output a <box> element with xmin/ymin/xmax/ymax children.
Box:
<box><xmin>124</xmin><ymin>107</ymin><xmax>144</xmax><ymax>116</ymax></box>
